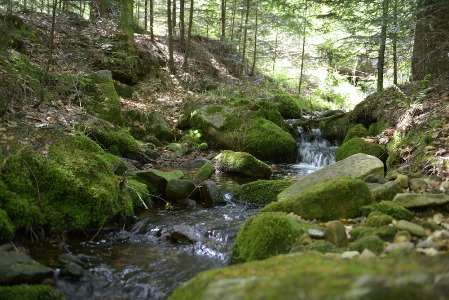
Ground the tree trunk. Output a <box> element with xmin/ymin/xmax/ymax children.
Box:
<box><xmin>250</xmin><ymin>4</ymin><xmax>258</xmax><ymax>76</ymax></box>
<box><xmin>230</xmin><ymin>0</ymin><xmax>237</xmax><ymax>42</ymax></box>
<box><xmin>182</xmin><ymin>0</ymin><xmax>194</xmax><ymax>68</ymax></box>
<box><xmin>172</xmin><ymin>0</ymin><xmax>177</xmax><ymax>35</ymax></box>
<box><xmin>150</xmin><ymin>0</ymin><xmax>154</xmax><ymax>41</ymax></box>
<box><xmin>240</xmin><ymin>0</ymin><xmax>250</xmax><ymax>76</ymax></box>
<box><xmin>412</xmin><ymin>0</ymin><xmax>449</xmax><ymax>80</ymax></box>
<box><xmin>180</xmin><ymin>0</ymin><xmax>185</xmax><ymax>46</ymax></box>
<box><xmin>392</xmin><ymin>0</ymin><xmax>398</xmax><ymax>85</ymax></box>
<box><xmin>377</xmin><ymin>0</ymin><xmax>389</xmax><ymax>92</ymax></box>
<box><xmin>221</xmin><ymin>0</ymin><xmax>226</xmax><ymax>41</ymax></box>
<box><xmin>298</xmin><ymin>0</ymin><xmax>308</xmax><ymax>94</ymax></box>
<box><xmin>144</xmin><ymin>0</ymin><xmax>148</xmax><ymax>31</ymax></box>
<box><xmin>167</xmin><ymin>0</ymin><xmax>176</xmax><ymax>73</ymax></box>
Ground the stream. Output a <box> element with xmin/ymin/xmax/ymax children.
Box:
<box><xmin>29</xmin><ymin>127</ymin><xmax>337</xmax><ymax>299</ymax></box>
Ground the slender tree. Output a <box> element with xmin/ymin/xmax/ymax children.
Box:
<box><xmin>180</xmin><ymin>0</ymin><xmax>185</xmax><ymax>46</ymax></box>
<box><xmin>167</xmin><ymin>0</ymin><xmax>176</xmax><ymax>73</ymax></box>
<box><xmin>250</xmin><ymin>3</ymin><xmax>258</xmax><ymax>76</ymax></box>
<box><xmin>240</xmin><ymin>0</ymin><xmax>250</xmax><ymax>76</ymax></box>
<box><xmin>182</xmin><ymin>0</ymin><xmax>194</xmax><ymax>68</ymax></box>
<box><xmin>150</xmin><ymin>0</ymin><xmax>154</xmax><ymax>41</ymax></box>
<box><xmin>221</xmin><ymin>0</ymin><xmax>226</xmax><ymax>41</ymax></box>
<box><xmin>377</xmin><ymin>0</ymin><xmax>389</xmax><ymax>92</ymax></box>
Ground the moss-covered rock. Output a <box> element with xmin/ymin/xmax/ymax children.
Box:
<box><xmin>349</xmin><ymin>234</ymin><xmax>385</xmax><ymax>254</ymax></box>
<box><xmin>369</xmin><ymin>181</ymin><xmax>404</xmax><ymax>202</ymax></box>
<box><xmin>0</xmin><ymin>134</ymin><xmax>136</xmax><ymax>235</ymax></box>
<box><xmin>190</xmin><ymin>105</ymin><xmax>297</xmax><ymax>162</ymax></box>
<box><xmin>168</xmin><ymin>252</ymin><xmax>449</xmax><ymax>300</ymax></box>
<box><xmin>263</xmin><ymin>177</ymin><xmax>373</xmax><ymax>221</ymax></box>
<box><xmin>124</xmin><ymin>110</ymin><xmax>174</xmax><ymax>143</ymax></box>
<box><xmin>272</xmin><ymin>93</ymin><xmax>303</xmax><ymax>119</ymax></box>
<box><xmin>126</xmin><ymin>179</ymin><xmax>153</xmax><ymax>209</ymax></box>
<box><xmin>335</xmin><ymin>137</ymin><xmax>387</xmax><ymax>162</ymax></box>
<box><xmin>343</xmin><ymin>124</ymin><xmax>368</xmax><ymax>144</ymax></box>
<box><xmin>350</xmin><ymin>225</ymin><xmax>398</xmax><ymax>243</ymax></box>
<box><xmin>81</xmin><ymin>70</ymin><xmax>125</xmax><ymax>126</ymax></box>
<box><xmin>0</xmin><ymin>284</ymin><xmax>63</xmax><ymax>300</ymax></box>
<box><xmin>214</xmin><ymin>150</ymin><xmax>272</xmax><ymax>178</ymax></box>
<box><xmin>372</xmin><ymin>201</ymin><xmax>414</xmax><ymax>221</ymax></box>
<box><xmin>364</xmin><ymin>211</ymin><xmax>394</xmax><ymax>227</ymax></box>
<box><xmin>233</xmin><ymin>180</ymin><xmax>293</xmax><ymax>206</ymax></box>
<box><xmin>231</xmin><ymin>212</ymin><xmax>315</xmax><ymax>263</ymax></box>
<box><xmin>193</xmin><ymin>162</ymin><xmax>215</xmax><ymax>184</ymax></box>
<box><xmin>87</xmin><ymin>125</ymin><xmax>140</xmax><ymax>156</ymax></box>
<box><xmin>291</xmin><ymin>240</ymin><xmax>343</xmax><ymax>254</ymax></box>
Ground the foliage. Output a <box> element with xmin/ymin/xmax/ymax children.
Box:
<box><xmin>0</xmin><ymin>284</ymin><xmax>64</xmax><ymax>300</ymax></box>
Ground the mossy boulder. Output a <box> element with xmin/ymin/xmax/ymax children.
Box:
<box><xmin>190</xmin><ymin>105</ymin><xmax>297</xmax><ymax>162</ymax></box>
<box><xmin>349</xmin><ymin>234</ymin><xmax>385</xmax><ymax>254</ymax></box>
<box><xmin>168</xmin><ymin>252</ymin><xmax>449</xmax><ymax>300</ymax></box>
<box><xmin>81</xmin><ymin>70</ymin><xmax>125</xmax><ymax>126</ymax></box>
<box><xmin>335</xmin><ymin>137</ymin><xmax>387</xmax><ymax>162</ymax></box>
<box><xmin>278</xmin><ymin>153</ymin><xmax>384</xmax><ymax>201</ymax></box>
<box><xmin>233</xmin><ymin>180</ymin><xmax>293</xmax><ymax>206</ymax></box>
<box><xmin>369</xmin><ymin>181</ymin><xmax>404</xmax><ymax>202</ymax></box>
<box><xmin>124</xmin><ymin>110</ymin><xmax>174</xmax><ymax>143</ymax></box>
<box><xmin>193</xmin><ymin>162</ymin><xmax>215</xmax><ymax>184</ymax></box>
<box><xmin>231</xmin><ymin>212</ymin><xmax>315</xmax><ymax>263</ymax></box>
<box><xmin>291</xmin><ymin>240</ymin><xmax>343</xmax><ymax>254</ymax></box>
<box><xmin>343</xmin><ymin>124</ymin><xmax>368</xmax><ymax>144</ymax></box>
<box><xmin>0</xmin><ymin>134</ymin><xmax>137</xmax><ymax>235</ymax></box>
<box><xmin>263</xmin><ymin>177</ymin><xmax>373</xmax><ymax>221</ymax></box>
<box><xmin>371</xmin><ymin>201</ymin><xmax>414</xmax><ymax>221</ymax></box>
<box><xmin>126</xmin><ymin>179</ymin><xmax>153</xmax><ymax>209</ymax></box>
<box><xmin>363</xmin><ymin>211</ymin><xmax>394</xmax><ymax>227</ymax></box>
<box><xmin>214</xmin><ymin>150</ymin><xmax>272</xmax><ymax>178</ymax></box>
<box><xmin>0</xmin><ymin>284</ymin><xmax>63</xmax><ymax>300</ymax></box>
<box><xmin>350</xmin><ymin>225</ymin><xmax>398</xmax><ymax>243</ymax></box>
<box><xmin>272</xmin><ymin>93</ymin><xmax>303</xmax><ymax>119</ymax></box>
<box><xmin>86</xmin><ymin>125</ymin><xmax>141</xmax><ymax>157</ymax></box>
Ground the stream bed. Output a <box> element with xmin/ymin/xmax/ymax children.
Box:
<box><xmin>28</xmin><ymin>127</ymin><xmax>337</xmax><ymax>299</ymax></box>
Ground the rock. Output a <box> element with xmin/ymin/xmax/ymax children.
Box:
<box><xmin>364</xmin><ymin>174</ymin><xmax>387</xmax><ymax>184</ymax></box>
<box><xmin>0</xmin><ymin>250</ymin><xmax>54</xmax><ymax>285</ymax></box>
<box><xmin>291</xmin><ymin>240</ymin><xmax>343</xmax><ymax>254</ymax></box>
<box><xmin>165</xmin><ymin>179</ymin><xmax>196</xmax><ymax>201</ymax></box>
<box><xmin>369</xmin><ymin>181</ymin><xmax>403</xmax><ymax>201</ymax></box>
<box><xmin>385</xmin><ymin>242</ymin><xmax>414</xmax><ymax>253</ymax></box>
<box><xmin>169</xmin><ymin>224</ymin><xmax>203</xmax><ymax>244</ymax></box>
<box><xmin>393</xmin><ymin>193</ymin><xmax>449</xmax><ymax>208</ymax></box>
<box><xmin>324</xmin><ymin>221</ymin><xmax>348</xmax><ymax>247</ymax></box>
<box><xmin>409</xmin><ymin>178</ymin><xmax>428</xmax><ymax>193</ymax></box>
<box><xmin>278</xmin><ymin>153</ymin><xmax>384</xmax><ymax>201</ymax></box>
<box><xmin>61</xmin><ymin>262</ymin><xmax>84</xmax><ymax>279</ymax></box>
<box><xmin>364</xmin><ymin>211</ymin><xmax>393</xmax><ymax>227</ymax></box>
<box><xmin>341</xmin><ymin>251</ymin><xmax>360</xmax><ymax>259</ymax></box>
<box><xmin>231</xmin><ymin>212</ymin><xmax>317</xmax><ymax>263</ymax></box>
<box><xmin>191</xmin><ymin>105</ymin><xmax>297</xmax><ymax>162</ymax></box>
<box><xmin>308</xmin><ymin>228</ymin><xmax>325</xmax><ymax>239</ymax></box>
<box><xmin>335</xmin><ymin>137</ymin><xmax>387</xmax><ymax>162</ymax></box>
<box><xmin>200</xmin><ymin>180</ymin><xmax>225</xmax><ymax>207</ymax></box>
<box><xmin>214</xmin><ymin>150</ymin><xmax>272</xmax><ymax>178</ymax></box>
<box><xmin>264</xmin><ymin>177</ymin><xmax>373</xmax><ymax>221</ymax></box>
<box><xmin>393</xmin><ymin>230</ymin><xmax>412</xmax><ymax>243</ymax></box>
<box><xmin>343</xmin><ymin>124</ymin><xmax>368</xmax><ymax>144</ymax></box>
<box><xmin>166</xmin><ymin>143</ymin><xmax>190</xmax><ymax>156</ymax></box>
<box><xmin>396</xmin><ymin>220</ymin><xmax>426</xmax><ymax>237</ymax></box>
<box><xmin>233</xmin><ymin>180</ymin><xmax>293</xmax><ymax>206</ymax></box>
<box><xmin>370</xmin><ymin>201</ymin><xmax>414</xmax><ymax>221</ymax></box>
<box><xmin>192</xmin><ymin>162</ymin><xmax>215</xmax><ymax>184</ymax></box>
<box><xmin>132</xmin><ymin>168</ymin><xmax>184</xmax><ymax>193</ymax></box>
<box><xmin>395</xmin><ymin>173</ymin><xmax>409</xmax><ymax>189</ymax></box>
<box><xmin>358</xmin><ymin>249</ymin><xmax>377</xmax><ymax>261</ymax></box>
<box><xmin>349</xmin><ymin>235</ymin><xmax>385</xmax><ymax>254</ymax></box>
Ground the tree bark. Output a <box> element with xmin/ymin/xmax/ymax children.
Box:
<box><xmin>182</xmin><ymin>0</ymin><xmax>194</xmax><ymax>68</ymax></box>
<box><xmin>221</xmin><ymin>0</ymin><xmax>226</xmax><ymax>41</ymax></box>
<box><xmin>180</xmin><ymin>0</ymin><xmax>185</xmax><ymax>46</ymax></box>
<box><xmin>150</xmin><ymin>0</ymin><xmax>154</xmax><ymax>41</ymax></box>
<box><xmin>167</xmin><ymin>0</ymin><xmax>176</xmax><ymax>73</ymax></box>
<box><xmin>377</xmin><ymin>0</ymin><xmax>389</xmax><ymax>92</ymax></box>
<box><xmin>240</xmin><ymin>0</ymin><xmax>250</xmax><ymax>76</ymax></box>
<box><xmin>412</xmin><ymin>0</ymin><xmax>449</xmax><ymax>80</ymax></box>
<box><xmin>250</xmin><ymin>4</ymin><xmax>258</xmax><ymax>76</ymax></box>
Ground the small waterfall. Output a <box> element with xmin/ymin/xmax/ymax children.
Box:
<box><xmin>297</xmin><ymin>127</ymin><xmax>336</xmax><ymax>168</ymax></box>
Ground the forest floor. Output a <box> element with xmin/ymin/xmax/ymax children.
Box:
<box><xmin>1</xmin><ymin>11</ymin><xmax>449</xmax><ymax>175</ymax></box>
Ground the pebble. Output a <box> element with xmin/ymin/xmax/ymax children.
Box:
<box><xmin>396</xmin><ymin>220</ymin><xmax>427</xmax><ymax>237</ymax></box>
<box><xmin>308</xmin><ymin>228</ymin><xmax>325</xmax><ymax>239</ymax></box>
<box><xmin>385</xmin><ymin>242</ymin><xmax>415</xmax><ymax>253</ymax></box>
<box><xmin>341</xmin><ymin>251</ymin><xmax>360</xmax><ymax>259</ymax></box>
<box><xmin>358</xmin><ymin>249</ymin><xmax>377</xmax><ymax>261</ymax></box>
<box><xmin>393</xmin><ymin>230</ymin><xmax>412</xmax><ymax>243</ymax></box>
<box><xmin>433</xmin><ymin>213</ymin><xmax>445</xmax><ymax>225</ymax></box>
<box><xmin>416</xmin><ymin>240</ymin><xmax>438</xmax><ymax>249</ymax></box>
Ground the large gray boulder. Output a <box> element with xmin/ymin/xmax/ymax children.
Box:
<box><xmin>278</xmin><ymin>153</ymin><xmax>384</xmax><ymax>201</ymax></box>
<box><xmin>393</xmin><ymin>193</ymin><xmax>449</xmax><ymax>208</ymax></box>
<box><xmin>0</xmin><ymin>250</ymin><xmax>53</xmax><ymax>285</ymax></box>
<box><xmin>214</xmin><ymin>150</ymin><xmax>272</xmax><ymax>178</ymax></box>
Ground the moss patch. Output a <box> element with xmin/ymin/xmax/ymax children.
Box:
<box><xmin>0</xmin><ymin>284</ymin><xmax>63</xmax><ymax>300</ymax></box>
<box><xmin>263</xmin><ymin>177</ymin><xmax>373</xmax><ymax>221</ymax></box>
<box><xmin>343</xmin><ymin>124</ymin><xmax>368</xmax><ymax>144</ymax></box>
<box><xmin>214</xmin><ymin>150</ymin><xmax>272</xmax><ymax>178</ymax></box>
<box><xmin>233</xmin><ymin>180</ymin><xmax>293</xmax><ymax>206</ymax></box>
<box><xmin>335</xmin><ymin>137</ymin><xmax>387</xmax><ymax>162</ymax></box>
<box><xmin>0</xmin><ymin>209</ymin><xmax>15</xmax><ymax>241</ymax></box>
<box><xmin>231</xmin><ymin>212</ymin><xmax>315</xmax><ymax>263</ymax></box>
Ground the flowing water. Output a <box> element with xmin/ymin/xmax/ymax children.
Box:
<box><xmin>29</xmin><ymin>127</ymin><xmax>336</xmax><ymax>300</ymax></box>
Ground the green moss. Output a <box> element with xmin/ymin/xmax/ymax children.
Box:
<box><xmin>370</xmin><ymin>181</ymin><xmax>404</xmax><ymax>202</ymax></box>
<box><xmin>371</xmin><ymin>201</ymin><xmax>414</xmax><ymax>221</ymax></box>
<box><xmin>82</xmin><ymin>71</ymin><xmax>125</xmax><ymax>125</ymax></box>
<box><xmin>291</xmin><ymin>240</ymin><xmax>343</xmax><ymax>254</ymax></box>
<box><xmin>349</xmin><ymin>234</ymin><xmax>385</xmax><ymax>254</ymax></box>
<box><xmin>244</xmin><ymin>118</ymin><xmax>297</xmax><ymax>163</ymax></box>
<box><xmin>193</xmin><ymin>162</ymin><xmax>215</xmax><ymax>184</ymax></box>
<box><xmin>273</xmin><ymin>93</ymin><xmax>303</xmax><ymax>119</ymax></box>
<box><xmin>343</xmin><ymin>124</ymin><xmax>368</xmax><ymax>144</ymax></box>
<box><xmin>368</xmin><ymin>119</ymin><xmax>387</xmax><ymax>136</ymax></box>
<box><xmin>364</xmin><ymin>211</ymin><xmax>393</xmax><ymax>227</ymax></box>
<box><xmin>350</xmin><ymin>226</ymin><xmax>376</xmax><ymax>241</ymax></box>
<box><xmin>233</xmin><ymin>180</ymin><xmax>293</xmax><ymax>206</ymax></box>
<box><xmin>126</xmin><ymin>179</ymin><xmax>152</xmax><ymax>209</ymax></box>
<box><xmin>335</xmin><ymin>137</ymin><xmax>387</xmax><ymax>162</ymax></box>
<box><xmin>0</xmin><ymin>284</ymin><xmax>64</xmax><ymax>300</ymax></box>
<box><xmin>231</xmin><ymin>212</ymin><xmax>314</xmax><ymax>263</ymax></box>
<box><xmin>87</xmin><ymin>126</ymin><xmax>140</xmax><ymax>156</ymax></box>
<box><xmin>0</xmin><ymin>209</ymin><xmax>14</xmax><ymax>241</ymax></box>
<box><xmin>263</xmin><ymin>177</ymin><xmax>373</xmax><ymax>221</ymax></box>
<box><xmin>214</xmin><ymin>150</ymin><xmax>272</xmax><ymax>178</ymax></box>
